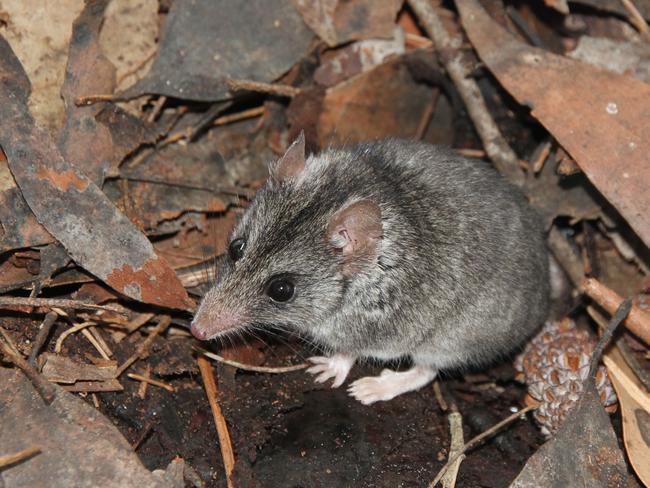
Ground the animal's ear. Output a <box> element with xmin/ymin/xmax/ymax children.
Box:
<box><xmin>269</xmin><ymin>131</ymin><xmax>305</xmax><ymax>182</ymax></box>
<box><xmin>327</xmin><ymin>199</ymin><xmax>383</xmax><ymax>275</ymax></box>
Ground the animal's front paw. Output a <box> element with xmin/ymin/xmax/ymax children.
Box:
<box><xmin>306</xmin><ymin>354</ymin><xmax>355</xmax><ymax>388</ymax></box>
<box><xmin>348</xmin><ymin>367</ymin><xmax>437</xmax><ymax>405</ymax></box>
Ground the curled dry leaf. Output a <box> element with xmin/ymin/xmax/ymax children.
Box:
<box><xmin>58</xmin><ymin>0</ymin><xmax>116</xmax><ymax>185</ymax></box>
<box><xmin>0</xmin><ymin>38</ymin><xmax>193</xmax><ymax>310</ymax></box>
<box><xmin>456</xmin><ymin>0</ymin><xmax>650</xmax><ymax>248</ymax></box>
<box><xmin>603</xmin><ymin>347</ymin><xmax>650</xmax><ymax>486</ymax></box>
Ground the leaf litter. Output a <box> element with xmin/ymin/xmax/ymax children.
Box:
<box><xmin>0</xmin><ymin>0</ymin><xmax>649</xmax><ymax>487</ymax></box>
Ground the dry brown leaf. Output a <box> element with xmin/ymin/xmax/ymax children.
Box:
<box><xmin>603</xmin><ymin>347</ymin><xmax>650</xmax><ymax>485</ymax></box>
<box><xmin>456</xmin><ymin>0</ymin><xmax>650</xmax><ymax>248</ymax></box>
<box><xmin>0</xmin><ymin>38</ymin><xmax>194</xmax><ymax>310</ymax></box>
<box><xmin>100</xmin><ymin>0</ymin><xmax>159</xmax><ymax>92</ymax></box>
<box><xmin>0</xmin><ymin>368</ymin><xmax>178</xmax><ymax>487</ymax></box>
<box><xmin>318</xmin><ymin>53</ymin><xmax>437</xmax><ymax>145</ymax></box>
<box><xmin>292</xmin><ymin>0</ymin><xmax>402</xmax><ymax>47</ymax></box>
<box><xmin>0</xmin><ymin>0</ymin><xmax>84</xmax><ymax>135</ymax></box>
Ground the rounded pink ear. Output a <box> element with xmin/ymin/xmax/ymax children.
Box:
<box><xmin>327</xmin><ymin>199</ymin><xmax>383</xmax><ymax>275</ymax></box>
<box><xmin>269</xmin><ymin>131</ymin><xmax>305</xmax><ymax>182</ymax></box>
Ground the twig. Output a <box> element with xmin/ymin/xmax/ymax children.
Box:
<box><xmin>433</xmin><ymin>380</ymin><xmax>449</xmax><ymax>412</ymax></box>
<box><xmin>124</xmin><ymin>312</ymin><xmax>155</xmax><ymax>334</ymax></box>
<box><xmin>116</xmin><ymin>316</ymin><xmax>171</xmax><ymax>377</ymax></box>
<box><xmin>226</xmin><ymin>78</ymin><xmax>300</xmax><ymax>97</ymax></box>
<box><xmin>529</xmin><ymin>140</ymin><xmax>552</xmax><ymax>174</ymax></box>
<box><xmin>619</xmin><ymin>0</ymin><xmax>650</xmax><ymax>42</ymax></box>
<box><xmin>137</xmin><ymin>364</ymin><xmax>151</xmax><ymax>399</ymax></box>
<box><xmin>407</xmin><ymin>0</ymin><xmax>524</xmax><ymax>186</ymax></box>
<box><xmin>118</xmin><ymin>174</ymin><xmax>255</xmax><ymax>199</ymax></box>
<box><xmin>147</xmin><ymin>95</ymin><xmax>167</xmax><ymax>123</ymax></box>
<box><xmin>582</xmin><ymin>278</ymin><xmax>650</xmax><ymax>345</ymax></box>
<box><xmin>0</xmin><ymin>446</ymin><xmax>42</xmax><ymax>468</ymax></box>
<box><xmin>201</xmin><ymin>350</ymin><xmax>308</xmax><ymax>374</ymax></box>
<box><xmin>441</xmin><ymin>411</ymin><xmax>465</xmax><ymax>488</ymax></box>
<box><xmin>55</xmin><ymin>321</ymin><xmax>96</xmax><ymax>353</ymax></box>
<box><xmin>128</xmin><ymin>373</ymin><xmax>175</xmax><ymax>392</ymax></box>
<box><xmin>428</xmin><ymin>405</ymin><xmax>536</xmax><ymax>487</ymax></box>
<box><xmin>406</xmin><ymin>32</ymin><xmax>434</xmax><ymax>48</ymax></box>
<box><xmin>75</xmin><ymin>93</ymin><xmax>116</xmax><ymax>106</ymax></box>
<box><xmin>0</xmin><ymin>329</ymin><xmax>57</xmax><ymax>405</ymax></box>
<box><xmin>213</xmin><ymin>106</ymin><xmax>266</xmax><ymax>126</ymax></box>
<box><xmin>197</xmin><ymin>355</ymin><xmax>235</xmax><ymax>488</ymax></box>
<box><xmin>0</xmin><ymin>297</ymin><xmax>123</xmax><ymax>314</ymax></box>
<box><xmin>28</xmin><ymin>311</ymin><xmax>58</xmax><ymax>365</ymax></box>
<box><xmin>88</xmin><ymin>326</ymin><xmax>113</xmax><ymax>357</ymax></box>
<box><xmin>547</xmin><ymin>226</ymin><xmax>584</xmax><ymax>287</ymax></box>
<box><xmin>80</xmin><ymin>328</ymin><xmax>111</xmax><ymax>360</ymax></box>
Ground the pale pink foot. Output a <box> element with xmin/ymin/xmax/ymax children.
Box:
<box><xmin>348</xmin><ymin>366</ymin><xmax>437</xmax><ymax>405</ymax></box>
<box><xmin>306</xmin><ymin>354</ymin><xmax>356</xmax><ymax>388</ymax></box>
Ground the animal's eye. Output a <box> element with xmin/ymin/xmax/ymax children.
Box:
<box><xmin>228</xmin><ymin>237</ymin><xmax>246</xmax><ymax>262</ymax></box>
<box><xmin>265</xmin><ymin>276</ymin><xmax>295</xmax><ymax>303</ymax></box>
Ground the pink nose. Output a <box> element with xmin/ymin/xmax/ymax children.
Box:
<box><xmin>190</xmin><ymin>322</ymin><xmax>208</xmax><ymax>340</ymax></box>
<box><xmin>190</xmin><ymin>310</ymin><xmax>243</xmax><ymax>341</ymax></box>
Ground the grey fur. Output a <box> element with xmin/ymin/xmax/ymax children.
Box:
<box><xmin>194</xmin><ymin>139</ymin><xmax>550</xmax><ymax>373</ymax></box>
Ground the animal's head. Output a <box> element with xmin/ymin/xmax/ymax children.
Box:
<box><xmin>190</xmin><ymin>133</ymin><xmax>383</xmax><ymax>341</ymax></box>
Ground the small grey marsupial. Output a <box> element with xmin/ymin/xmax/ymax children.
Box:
<box><xmin>191</xmin><ymin>134</ymin><xmax>549</xmax><ymax>405</ymax></box>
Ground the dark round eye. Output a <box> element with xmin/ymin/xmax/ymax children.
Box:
<box><xmin>228</xmin><ymin>237</ymin><xmax>246</xmax><ymax>262</ymax></box>
<box><xmin>266</xmin><ymin>277</ymin><xmax>295</xmax><ymax>303</ymax></box>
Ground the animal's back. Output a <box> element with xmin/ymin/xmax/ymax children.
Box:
<box><xmin>331</xmin><ymin>140</ymin><xmax>550</xmax><ymax>367</ymax></box>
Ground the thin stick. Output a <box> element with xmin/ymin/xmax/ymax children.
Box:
<box><xmin>547</xmin><ymin>226</ymin><xmax>584</xmax><ymax>287</ymax></box>
<box><xmin>115</xmin><ymin>316</ymin><xmax>171</xmax><ymax>377</ymax></box>
<box><xmin>0</xmin><ymin>446</ymin><xmax>42</xmax><ymax>468</ymax></box>
<box><xmin>429</xmin><ymin>405</ymin><xmax>536</xmax><ymax>487</ymax></box>
<box><xmin>406</xmin><ymin>32</ymin><xmax>434</xmax><ymax>48</ymax></box>
<box><xmin>28</xmin><ymin>311</ymin><xmax>58</xmax><ymax>365</ymax></box>
<box><xmin>433</xmin><ymin>380</ymin><xmax>449</xmax><ymax>412</ymax></box>
<box><xmin>0</xmin><ymin>329</ymin><xmax>57</xmax><ymax>405</ymax></box>
<box><xmin>55</xmin><ymin>322</ymin><xmax>96</xmax><ymax>353</ymax></box>
<box><xmin>441</xmin><ymin>411</ymin><xmax>465</xmax><ymax>488</ymax></box>
<box><xmin>619</xmin><ymin>0</ymin><xmax>650</xmax><ymax>42</ymax></box>
<box><xmin>197</xmin><ymin>355</ymin><xmax>235</xmax><ymax>488</ymax></box>
<box><xmin>407</xmin><ymin>0</ymin><xmax>524</xmax><ymax>186</ymax></box>
<box><xmin>88</xmin><ymin>326</ymin><xmax>113</xmax><ymax>357</ymax></box>
<box><xmin>201</xmin><ymin>350</ymin><xmax>308</xmax><ymax>374</ymax></box>
<box><xmin>128</xmin><ymin>373</ymin><xmax>175</xmax><ymax>392</ymax></box>
<box><xmin>213</xmin><ymin>106</ymin><xmax>265</xmax><ymax>126</ymax></box>
<box><xmin>74</xmin><ymin>93</ymin><xmax>116</xmax><ymax>105</ymax></box>
<box><xmin>80</xmin><ymin>328</ymin><xmax>111</xmax><ymax>360</ymax></box>
<box><xmin>0</xmin><ymin>297</ymin><xmax>122</xmax><ymax>313</ymax></box>
<box><xmin>147</xmin><ymin>95</ymin><xmax>167</xmax><ymax>123</ymax></box>
<box><xmin>137</xmin><ymin>364</ymin><xmax>151</xmax><ymax>399</ymax></box>
<box><xmin>226</xmin><ymin>78</ymin><xmax>300</xmax><ymax>97</ymax></box>
<box><xmin>530</xmin><ymin>140</ymin><xmax>552</xmax><ymax>174</ymax></box>
<box><xmin>582</xmin><ymin>278</ymin><xmax>650</xmax><ymax>345</ymax></box>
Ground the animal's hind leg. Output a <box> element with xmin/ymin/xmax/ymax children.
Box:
<box><xmin>348</xmin><ymin>366</ymin><xmax>437</xmax><ymax>405</ymax></box>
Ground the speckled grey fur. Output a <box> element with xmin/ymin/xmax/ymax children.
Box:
<box><xmin>196</xmin><ymin>139</ymin><xmax>550</xmax><ymax>372</ymax></box>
